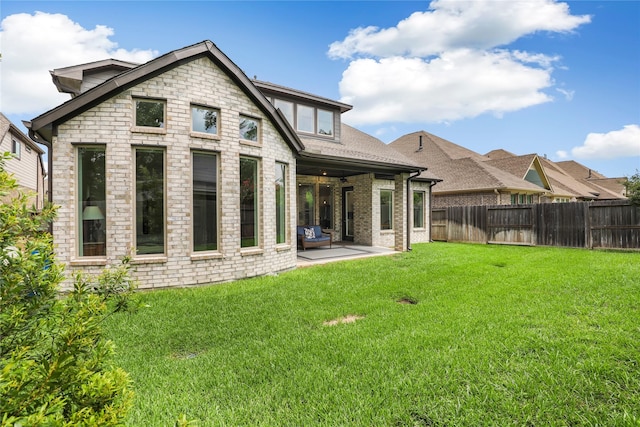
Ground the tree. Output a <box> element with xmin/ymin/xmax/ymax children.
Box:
<box><xmin>0</xmin><ymin>153</ymin><xmax>134</xmax><ymax>426</ymax></box>
<box><xmin>625</xmin><ymin>170</ymin><xmax>640</xmax><ymax>206</ymax></box>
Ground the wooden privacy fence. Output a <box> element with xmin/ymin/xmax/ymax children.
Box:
<box><xmin>432</xmin><ymin>201</ymin><xmax>640</xmax><ymax>250</ymax></box>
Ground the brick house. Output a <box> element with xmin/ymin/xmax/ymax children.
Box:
<box><xmin>390</xmin><ymin>130</ymin><xmax>626</xmax><ymax>207</ymax></box>
<box><xmin>1</xmin><ymin>113</ymin><xmax>46</xmax><ymax>209</ymax></box>
<box><xmin>28</xmin><ymin>40</ymin><xmax>438</xmax><ymax>290</ymax></box>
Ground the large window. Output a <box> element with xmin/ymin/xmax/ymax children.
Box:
<box><xmin>239</xmin><ymin>115</ymin><xmax>259</xmax><ymax>142</ymax></box>
<box><xmin>413</xmin><ymin>191</ymin><xmax>425</xmax><ymax>229</ymax></box>
<box><xmin>298</xmin><ymin>184</ymin><xmax>315</xmax><ymax>225</ymax></box>
<box><xmin>134</xmin><ymin>99</ymin><xmax>165</xmax><ymax>128</ymax></box>
<box><xmin>274</xmin><ymin>99</ymin><xmax>294</xmax><ymax>124</ymax></box>
<box><xmin>192</xmin><ymin>105</ymin><xmax>219</xmax><ymax>135</ymax></box>
<box><xmin>380</xmin><ymin>190</ymin><xmax>393</xmax><ymax>230</ymax></box>
<box><xmin>135</xmin><ymin>148</ymin><xmax>165</xmax><ymax>255</ymax></box>
<box><xmin>240</xmin><ymin>157</ymin><xmax>259</xmax><ymax>247</ymax></box>
<box><xmin>193</xmin><ymin>152</ymin><xmax>218</xmax><ymax>251</ymax></box>
<box><xmin>297</xmin><ymin>105</ymin><xmax>314</xmax><ymax>133</ymax></box>
<box><xmin>275</xmin><ymin>163</ymin><xmax>287</xmax><ymax>244</ymax></box>
<box><xmin>78</xmin><ymin>146</ymin><xmax>106</xmax><ymax>257</ymax></box>
<box><xmin>317</xmin><ymin>109</ymin><xmax>334</xmax><ymax>136</ymax></box>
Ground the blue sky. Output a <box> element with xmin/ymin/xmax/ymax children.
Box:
<box><xmin>1</xmin><ymin>0</ymin><xmax>638</xmax><ymax>178</ymax></box>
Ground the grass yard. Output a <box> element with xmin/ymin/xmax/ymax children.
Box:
<box><xmin>104</xmin><ymin>243</ymin><xmax>640</xmax><ymax>426</ymax></box>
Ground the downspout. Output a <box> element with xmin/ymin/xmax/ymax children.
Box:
<box><xmin>28</xmin><ymin>129</ymin><xmax>53</xmax><ymax>233</ymax></box>
<box><xmin>406</xmin><ymin>169</ymin><xmax>423</xmax><ymax>251</ymax></box>
<box><xmin>429</xmin><ymin>180</ymin><xmax>437</xmax><ymax>242</ymax></box>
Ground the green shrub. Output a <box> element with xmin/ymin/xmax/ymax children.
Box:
<box><xmin>625</xmin><ymin>170</ymin><xmax>640</xmax><ymax>206</ymax></box>
<box><xmin>0</xmin><ymin>152</ymin><xmax>134</xmax><ymax>426</ymax></box>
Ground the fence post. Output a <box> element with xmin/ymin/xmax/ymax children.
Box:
<box><xmin>585</xmin><ymin>202</ymin><xmax>592</xmax><ymax>249</ymax></box>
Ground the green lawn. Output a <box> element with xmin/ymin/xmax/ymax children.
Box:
<box><xmin>105</xmin><ymin>243</ymin><xmax>640</xmax><ymax>426</ymax></box>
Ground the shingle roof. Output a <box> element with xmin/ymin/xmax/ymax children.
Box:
<box><xmin>389</xmin><ymin>131</ymin><xmax>544</xmax><ymax>194</ymax></box>
<box><xmin>299</xmin><ymin>124</ymin><xmax>437</xmax><ymax>177</ymax></box>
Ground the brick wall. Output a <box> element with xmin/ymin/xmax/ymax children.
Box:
<box><xmin>52</xmin><ymin>57</ymin><xmax>297</xmax><ymax>290</ymax></box>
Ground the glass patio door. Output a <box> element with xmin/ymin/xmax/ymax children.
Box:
<box><xmin>342</xmin><ymin>187</ymin><xmax>354</xmax><ymax>241</ymax></box>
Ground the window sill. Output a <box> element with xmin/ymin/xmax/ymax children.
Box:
<box><xmin>239</xmin><ymin>139</ymin><xmax>262</xmax><ymax>148</ymax></box>
<box><xmin>380</xmin><ymin>229</ymin><xmax>395</xmax><ymax>234</ymax></box>
<box><xmin>190</xmin><ymin>131</ymin><xmax>220</xmax><ymax>141</ymax></box>
<box><xmin>275</xmin><ymin>244</ymin><xmax>291</xmax><ymax>252</ymax></box>
<box><xmin>191</xmin><ymin>251</ymin><xmax>223</xmax><ymax>261</ymax></box>
<box><xmin>70</xmin><ymin>257</ymin><xmax>107</xmax><ymax>267</ymax></box>
<box><xmin>132</xmin><ymin>255</ymin><xmax>167</xmax><ymax>264</ymax></box>
<box><xmin>131</xmin><ymin>126</ymin><xmax>166</xmax><ymax>135</ymax></box>
<box><xmin>240</xmin><ymin>248</ymin><xmax>263</xmax><ymax>257</ymax></box>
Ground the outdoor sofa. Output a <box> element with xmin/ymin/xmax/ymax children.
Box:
<box><xmin>296</xmin><ymin>225</ymin><xmax>333</xmax><ymax>250</ymax></box>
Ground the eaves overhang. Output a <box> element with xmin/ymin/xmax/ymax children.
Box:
<box><xmin>297</xmin><ymin>150</ymin><xmax>424</xmax><ymax>176</ymax></box>
<box><xmin>29</xmin><ymin>40</ymin><xmax>304</xmax><ymax>154</ymax></box>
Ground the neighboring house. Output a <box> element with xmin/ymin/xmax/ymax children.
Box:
<box><xmin>0</xmin><ymin>113</ymin><xmax>46</xmax><ymax>209</ymax></box>
<box><xmin>484</xmin><ymin>150</ymin><xmax>598</xmax><ymax>202</ymax></box>
<box><xmin>27</xmin><ymin>40</ymin><xmax>438</xmax><ymax>290</ymax></box>
<box><xmin>389</xmin><ymin>131</ymin><xmax>547</xmax><ymax>207</ymax></box>
<box><xmin>390</xmin><ymin>131</ymin><xmax>628</xmax><ymax>207</ymax></box>
<box><xmin>555</xmin><ymin>160</ymin><xmax>627</xmax><ymax>200</ymax></box>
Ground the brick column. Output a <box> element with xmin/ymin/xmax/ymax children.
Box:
<box><xmin>394</xmin><ymin>173</ymin><xmax>408</xmax><ymax>251</ymax></box>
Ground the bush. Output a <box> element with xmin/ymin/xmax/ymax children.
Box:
<box><xmin>0</xmin><ymin>152</ymin><xmax>134</xmax><ymax>426</ymax></box>
<box><xmin>625</xmin><ymin>170</ymin><xmax>640</xmax><ymax>206</ymax></box>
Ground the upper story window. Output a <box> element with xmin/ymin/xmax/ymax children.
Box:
<box><xmin>191</xmin><ymin>105</ymin><xmax>219</xmax><ymax>135</ymax></box>
<box><xmin>11</xmin><ymin>139</ymin><xmax>21</xmax><ymax>159</ymax></box>
<box><xmin>274</xmin><ymin>99</ymin><xmax>294</xmax><ymax>124</ymax></box>
<box><xmin>297</xmin><ymin>105</ymin><xmax>314</xmax><ymax>133</ymax></box>
<box><xmin>317</xmin><ymin>109</ymin><xmax>334</xmax><ymax>136</ymax></box>
<box><xmin>272</xmin><ymin>98</ymin><xmax>335</xmax><ymax>138</ymax></box>
<box><xmin>239</xmin><ymin>115</ymin><xmax>260</xmax><ymax>142</ymax></box>
<box><xmin>134</xmin><ymin>98</ymin><xmax>165</xmax><ymax>128</ymax></box>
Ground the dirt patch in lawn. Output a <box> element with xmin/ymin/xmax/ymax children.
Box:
<box><xmin>323</xmin><ymin>314</ymin><xmax>365</xmax><ymax>326</ymax></box>
<box><xmin>397</xmin><ymin>297</ymin><xmax>418</xmax><ymax>305</ymax></box>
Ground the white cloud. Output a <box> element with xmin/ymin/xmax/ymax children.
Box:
<box><xmin>328</xmin><ymin>0</ymin><xmax>590</xmax><ymax>59</ymax></box>
<box><xmin>329</xmin><ymin>0</ymin><xmax>590</xmax><ymax>125</ymax></box>
<box><xmin>568</xmin><ymin>125</ymin><xmax>640</xmax><ymax>160</ymax></box>
<box><xmin>340</xmin><ymin>49</ymin><xmax>553</xmax><ymax>125</ymax></box>
<box><xmin>0</xmin><ymin>12</ymin><xmax>157</xmax><ymax>115</ymax></box>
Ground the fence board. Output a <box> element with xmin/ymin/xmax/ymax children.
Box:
<box><xmin>432</xmin><ymin>201</ymin><xmax>639</xmax><ymax>250</ymax></box>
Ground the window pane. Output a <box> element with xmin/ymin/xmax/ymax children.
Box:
<box><xmin>193</xmin><ymin>152</ymin><xmax>217</xmax><ymax>251</ymax></box>
<box><xmin>135</xmin><ymin>99</ymin><xmax>164</xmax><ymax>128</ymax></box>
<box><xmin>239</xmin><ymin>116</ymin><xmax>259</xmax><ymax>141</ymax></box>
<box><xmin>297</xmin><ymin>105</ymin><xmax>314</xmax><ymax>133</ymax></box>
<box><xmin>136</xmin><ymin>149</ymin><xmax>165</xmax><ymax>254</ymax></box>
<box><xmin>274</xmin><ymin>99</ymin><xmax>294</xmax><ymax>125</ymax></box>
<box><xmin>297</xmin><ymin>184</ymin><xmax>314</xmax><ymax>225</ymax></box>
<box><xmin>192</xmin><ymin>106</ymin><xmax>218</xmax><ymax>134</ymax></box>
<box><xmin>317</xmin><ymin>109</ymin><xmax>333</xmax><ymax>136</ymax></box>
<box><xmin>319</xmin><ymin>185</ymin><xmax>333</xmax><ymax>229</ymax></box>
<box><xmin>240</xmin><ymin>157</ymin><xmax>258</xmax><ymax>247</ymax></box>
<box><xmin>275</xmin><ymin>163</ymin><xmax>287</xmax><ymax>244</ymax></box>
<box><xmin>78</xmin><ymin>147</ymin><xmax>106</xmax><ymax>257</ymax></box>
<box><xmin>11</xmin><ymin>140</ymin><xmax>21</xmax><ymax>159</ymax></box>
<box><xmin>413</xmin><ymin>191</ymin><xmax>424</xmax><ymax>229</ymax></box>
<box><xmin>380</xmin><ymin>190</ymin><xmax>393</xmax><ymax>230</ymax></box>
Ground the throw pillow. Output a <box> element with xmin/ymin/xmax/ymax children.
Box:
<box><xmin>304</xmin><ymin>227</ymin><xmax>316</xmax><ymax>239</ymax></box>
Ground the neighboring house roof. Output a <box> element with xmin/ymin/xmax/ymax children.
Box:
<box><xmin>1</xmin><ymin>113</ymin><xmax>45</xmax><ymax>156</ymax></box>
<box><xmin>556</xmin><ymin>160</ymin><xmax>627</xmax><ymax>199</ymax></box>
<box><xmin>389</xmin><ymin>131</ymin><xmax>545</xmax><ymax>194</ymax></box>
<box><xmin>29</xmin><ymin>40</ymin><xmax>304</xmax><ymax>154</ymax></box>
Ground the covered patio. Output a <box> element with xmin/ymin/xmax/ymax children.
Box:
<box><xmin>296</xmin><ymin>243</ymin><xmax>398</xmax><ymax>267</ymax></box>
